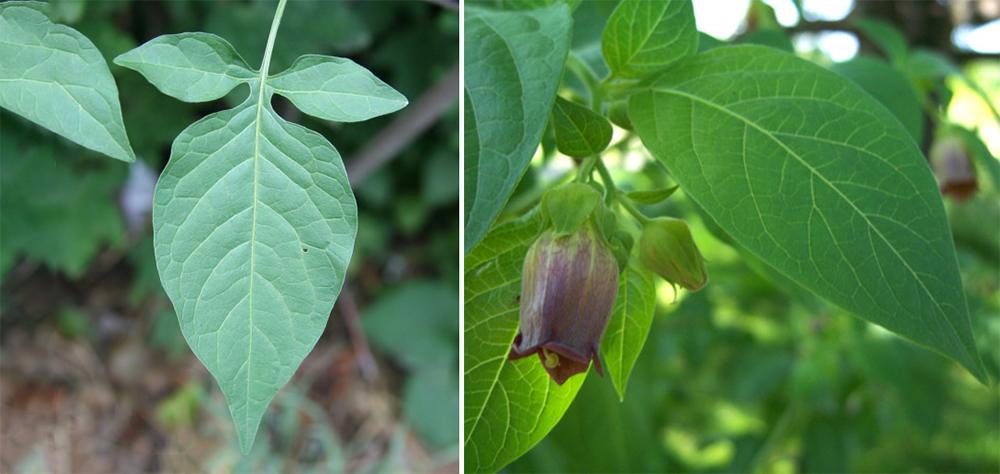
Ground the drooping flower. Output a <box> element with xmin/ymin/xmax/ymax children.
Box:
<box><xmin>639</xmin><ymin>217</ymin><xmax>707</xmax><ymax>291</ymax></box>
<box><xmin>509</xmin><ymin>225</ymin><xmax>619</xmax><ymax>385</ymax></box>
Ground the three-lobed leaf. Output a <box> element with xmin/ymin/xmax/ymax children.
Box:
<box><xmin>601</xmin><ymin>0</ymin><xmax>698</xmax><ymax>79</ymax></box>
<box><xmin>464</xmin><ymin>210</ymin><xmax>585</xmax><ymax>473</ymax></box>
<box><xmin>464</xmin><ymin>4</ymin><xmax>572</xmax><ymax>253</ymax></box>
<box><xmin>551</xmin><ymin>96</ymin><xmax>613</xmax><ymax>158</ymax></box>
<box><xmin>630</xmin><ymin>45</ymin><xmax>987</xmax><ymax>383</ymax></box>
<box><xmin>0</xmin><ymin>1</ymin><xmax>135</xmax><ymax>162</ymax></box>
<box><xmin>117</xmin><ymin>15</ymin><xmax>406</xmax><ymax>453</ymax></box>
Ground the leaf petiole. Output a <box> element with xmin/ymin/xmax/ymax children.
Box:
<box><xmin>594</xmin><ymin>157</ymin><xmax>650</xmax><ymax>224</ymax></box>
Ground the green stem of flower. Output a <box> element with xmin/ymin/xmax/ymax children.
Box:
<box><xmin>595</xmin><ymin>157</ymin><xmax>650</xmax><ymax>224</ymax></box>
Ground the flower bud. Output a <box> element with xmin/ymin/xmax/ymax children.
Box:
<box><xmin>639</xmin><ymin>217</ymin><xmax>707</xmax><ymax>291</ymax></box>
<box><xmin>509</xmin><ymin>225</ymin><xmax>619</xmax><ymax>385</ymax></box>
<box><xmin>931</xmin><ymin>136</ymin><xmax>976</xmax><ymax>201</ymax></box>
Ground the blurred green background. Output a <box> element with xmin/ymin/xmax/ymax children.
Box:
<box><xmin>0</xmin><ymin>0</ymin><xmax>458</xmax><ymax>472</ymax></box>
<box><xmin>504</xmin><ymin>0</ymin><xmax>999</xmax><ymax>472</ymax></box>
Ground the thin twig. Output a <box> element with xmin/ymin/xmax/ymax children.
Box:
<box><xmin>346</xmin><ymin>63</ymin><xmax>459</xmax><ymax>185</ymax></box>
<box><xmin>335</xmin><ymin>285</ymin><xmax>378</xmax><ymax>382</ymax></box>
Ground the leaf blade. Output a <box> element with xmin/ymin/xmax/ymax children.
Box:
<box><xmin>464</xmin><ymin>4</ymin><xmax>572</xmax><ymax>253</ymax></box>
<box><xmin>0</xmin><ymin>2</ymin><xmax>135</xmax><ymax>161</ymax></box>
<box><xmin>601</xmin><ymin>0</ymin><xmax>698</xmax><ymax>79</ymax></box>
<box><xmin>269</xmin><ymin>55</ymin><xmax>408</xmax><ymax>123</ymax></box>
<box><xmin>154</xmin><ymin>90</ymin><xmax>357</xmax><ymax>453</ymax></box>
<box><xmin>551</xmin><ymin>96</ymin><xmax>612</xmax><ymax>158</ymax></box>
<box><xmin>601</xmin><ymin>264</ymin><xmax>656</xmax><ymax>400</ymax></box>
<box><xmin>629</xmin><ymin>45</ymin><xmax>986</xmax><ymax>383</ymax></box>
<box><xmin>113</xmin><ymin>32</ymin><xmax>255</xmax><ymax>103</ymax></box>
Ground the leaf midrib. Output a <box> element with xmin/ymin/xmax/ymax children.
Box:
<box><xmin>652</xmin><ymin>86</ymin><xmax>975</xmax><ymax>366</ymax></box>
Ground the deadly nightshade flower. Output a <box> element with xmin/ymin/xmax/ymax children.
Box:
<box><xmin>931</xmin><ymin>136</ymin><xmax>977</xmax><ymax>201</ymax></box>
<box><xmin>509</xmin><ymin>225</ymin><xmax>620</xmax><ymax>385</ymax></box>
<box><xmin>639</xmin><ymin>217</ymin><xmax>708</xmax><ymax>291</ymax></box>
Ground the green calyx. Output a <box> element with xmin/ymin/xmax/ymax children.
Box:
<box><xmin>638</xmin><ymin>217</ymin><xmax>708</xmax><ymax>291</ymax></box>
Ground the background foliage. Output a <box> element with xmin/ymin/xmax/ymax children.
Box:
<box><xmin>467</xmin><ymin>0</ymin><xmax>999</xmax><ymax>472</ymax></box>
<box><xmin>0</xmin><ymin>0</ymin><xmax>458</xmax><ymax>472</ymax></box>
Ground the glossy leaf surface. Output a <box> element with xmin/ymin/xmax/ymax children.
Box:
<box><xmin>551</xmin><ymin>96</ymin><xmax>612</xmax><ymax>158</ymax></box>
<box><xmin>600</xmin><ymin>264</ymin><xmax>656</xmax><ymax>400</ymax></box>
<box><xmin>601</xmin><ymin>0</ymin><xmax>697</xmax><ymax>78</ymax></box>
<box><xmin>630</xmin><ymin>45</ymin><xmax>986</xmax><ymax>383</ymax></box>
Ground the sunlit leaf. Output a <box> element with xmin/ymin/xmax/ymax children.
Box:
<box><xmin>464</xmin><ymin>210</ymin><xmax>585</xmax><ymax>472</ymax></box>
<box><xmin>601</xmin><ymin>0</ymin><xmax>697</xmax><ymax>79</ymax></box>
<box><xmin>630</xmin><ymin>45</ymin><xmax>987</xmax><ymax>383</ymax></box>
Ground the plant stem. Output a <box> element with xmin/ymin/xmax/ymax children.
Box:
<box><xmin>259</xmin><ymin>0</ymin><xmax>288</xmax><ymax>80</ymax></box>
<box><xmin>577</xmin><ymin>155</ymin><xmax>598</xmax><ymax>182</ymax></box>
<box><xmin>565</xmin><ymin>53</ymin><xmax>603</xmax><ymax>112</ymax></box>
<box><xmin>595</xmin><ymin>157</ymin><xmax>650</xmax><ymax>224</ymax></box>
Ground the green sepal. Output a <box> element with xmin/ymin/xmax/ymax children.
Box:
<box><xmin>542</xmin><ymin>182</ymin><xmax>601</xmax><ymax>235</ymax></box>
<box><xmin>593</xmin><ymin>203</ymin><xmax>633</xmax><ymax>272</ymax></box>
<box><xmin>626</xmin><ymin>186</ymin><xmax>679</xmax><ymax>205</ymax></box>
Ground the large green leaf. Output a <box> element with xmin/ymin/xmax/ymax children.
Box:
<box><xmin>464</xmin><ymin>4</ymin><xmax>572</xmax><ymax>253</ymax></box>
<box><xmin>630</xmin><ymin>45</ymin><xmax>987</xmax><ymax>383</ymax></box>
<box><xmin>0</xmin><ymin>113</ymin><xmax>126</xmax><ymax>278</ymax></box>
<box><xmin>601</xmin><ymin>0</ymin><xmax>697</xmax><ymax>79</ymax></box>
<box><xmin>464</xmin><ymin>210</ymin><xmax>585</xmax><ymax>472</ymax></box>
<box><xmin>116</xmin><ymin>5</ymin><xmax>405</xmax><ymax>452</ymax></box>
<box><xmin>113</xmin><ymin>33</ymin><xmax>255</xmax><ymax>102</ymax></box>
<box><xmin>0</xmin><ymin>1</ymin><xmax>134</xmax><ymax>162</ymax></box>
<box><xmin>600</xmin><ymin>263</ymin><xmax>656</xmax><ymax>400</ymax></box>
<box><xmin>831</xmin><ymin>57</ymin><xmax>923</xmax><ymax>142</ymax></box>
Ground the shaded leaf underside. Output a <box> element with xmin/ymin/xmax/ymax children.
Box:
<box><xmin>154</xmin><ymin>86</ymin><xmax>357</xmax><ymax>452</ymax></box>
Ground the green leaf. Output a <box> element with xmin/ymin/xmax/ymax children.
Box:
<box><xmin>832</xmin><ymin>57</ymin><xmax>924</xmax><ymax>142</ymax></box>
<box><xmin>629</xmin><ymin>45</ymin><xmax>987</xmax><ymax>383</ymax></box>
<box><xmin>464</xmin><ymin>210</ymin><xmax>585</xmax><ymax>472</ymax></box>
<box><xmin>0</xmin><ymin>114</ymin><xmax>126</xmax><ymax>278</ymax></box>
<box><xmin>362</xmin><ymin>281</ymin><xmax>458</xmax><ymax>370</ymax></box>
<box><xmin>113</xmin><ymin>33</ymin><xmax>256</xmax><ymax>102</ymax></box>
<box><xmin>499</xmin><ymin>0</ymin><xmax>582</xmax><ymax>11</ymax></box>
<box><xmin>119</xmin><ymin>4</ymin><xmax>405</xmax><ymax>453</ymax></box>
<box><xmin>626</xmin><ymin>185</ymin><xmax>678</xmax><ymax>204</ymax></box>
<box><xmin>854</xmin><ymin>18</ymin><xmax>908</xmax><ymax>65</ymax></box>
<box><xmin>741</xmin><ymin>29</ymin><xmax>794</xmax><ymax>52</ymax></box>
<box><xmin>464</xmin><ymin>4</ymin><xmax>573</xmax><ymax>253</ymax></box>
<box><xmin>551</xmin><ymin>96</ymin><xmax>613</xmax><ymax>158</ymax></box>
<box><xmin>601</xmin><ymin>0</ymin><xmax>697</xmax><ymax>79</ymax></box>
<box><xmin>601</xmin><ymin>264</ymin><xmax>656</xmax><ymax>400</ymax></box>
<box><xmin>269</xmin><ymin>55</ymin><xmax>408</xmax><ymax>122</ymax></box>
<box><xmin>0</xmin><ymin>2</ymin><xmax>135</xmax><ymax>162</ymax></box>
<box><xmin>905</xmin><ymin>49</ymin><xmax>959</xmax><ymax>82</ymax></box>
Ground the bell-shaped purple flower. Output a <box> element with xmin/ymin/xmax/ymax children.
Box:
<box><xmin>509</xmin><ymin>225</ymin><xmax>620</xmax><ymax>385</ymax></box>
